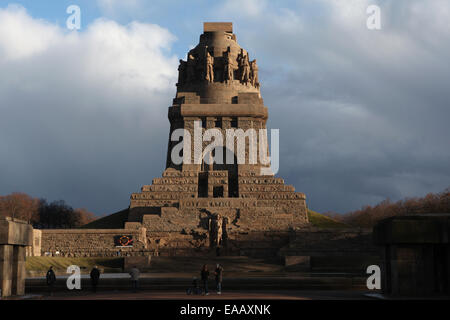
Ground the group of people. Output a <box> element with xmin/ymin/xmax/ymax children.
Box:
<box><xmin>188</xmin><ymin>264</ymin><xmax>224</xmax><ymax>296</ymax></box>
<box><xmin>45</xmin><ymin>263</ymin><xmax>224</xmax><ymax>296</ymax></box>
<box><xmin>45</xmin><ymin>265</ymin><xmax>141</xmax><ymax>295</ymax></box>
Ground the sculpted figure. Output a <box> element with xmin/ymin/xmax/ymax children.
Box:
<box><xmin>223</xmin><ymin>50</ymin><xmax>234</xmax><ymax>83</ymax></box>
<box><xmin>209</xmin><ymin>214</ymin><xmax>223</xmax><ymax>247</ymax></box>
<box><xmin>177</xmin><ymin>59</ymin><xmax>187</xmax><ymax>86</ymax></box>
<box><xmin>237</xmin><ymin>50</ymin><xmax>244</xmax><ymax>80</ymax></box>
<box><xmin>238</xmin><ymin>50</ymin><xmax>250</xmax><ymax>84</ymax></box>
<box><xmin>216</xmin><ymin>216</ymin><xmax>223</xmax><ymax>246</ymax></box>
<box><xmin>250</xmin><ymin>59</ymin><xmax>259</xmax><ymax>87</ymax></box>
<box><xmin>205</xmin><ymin>51</ymin><xmax>214</xmax><ymax>82</ymax></box>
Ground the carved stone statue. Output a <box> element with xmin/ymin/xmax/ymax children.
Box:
<box><xmin>223</xmin><ymin>50</ymin><xmax>234</xmax><ymax>83</ymax></box>
<box><xmin>238</xmin><ymin>50</ymin><xmax>250</xmax><ymax>84</ymax></box>
<box><xmin>209</xmin><ymin>214</ymin><xmax>223</xmax><ymax>247</ymax></box>
<box><xmin>177</xmin><ymin>59</ymin><xmax>187</xmax><ymax>86</ymax></box>
<box><xmin>205</xmin><ymin>51</ymin><xmax>214</xmax><ymax>83</ymax></box>
<box><xmin>250</xmin><ymin>59</ymin><xmax>259</xmax><ymax>87</ymax></box>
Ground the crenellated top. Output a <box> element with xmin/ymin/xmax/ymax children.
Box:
<box><xmin>176</xmin><ymin>22</ymin><xmax>260</xmax><ymax>104</ymax></box>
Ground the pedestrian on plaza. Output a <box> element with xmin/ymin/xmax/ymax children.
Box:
<box><xmin>129</xmin><ymin>266</ymin><xmax>140</xmax><ymax>292</ymax></box>
<box><xmin>214</xmin><ymin>264</ymin><xmax>223</xmax><ymax>294</ymax></box>
<box><xmin>46</xmin><ymin>266</ymin><xmax>56</xmax><ymax>296</ymax></box>
<box><xmin>201</xmin><ymin>264</ymin><xmax>210</xmax><ymax>295</ymax></box>
<box><xmin>187</xmin><ymin>276</ymin><xmax>201</xmax><ymax>295</ymax></box>
<box><xmin>90</xmin><ymin>266</ymin><xmax>101</xmax><ymax>293</ymax></box>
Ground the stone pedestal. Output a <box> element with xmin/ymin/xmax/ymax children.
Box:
<box><xmin>373</xmin><ymin>214</ymin><xmax>450</xmax><ymax>297</ymax></box>
<box><xmin>0</xmin><ymin>217</ymin><xmax>33</xmax><ymax>298</ymax></box>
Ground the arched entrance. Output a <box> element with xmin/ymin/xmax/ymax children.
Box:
<box><xmin>198</xmin><ymin>147</ymin><xmax>239</xmax><ymax>198</ymax></box>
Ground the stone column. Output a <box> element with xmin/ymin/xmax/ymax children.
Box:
<box><xmin>0</xmin><ymin>245</ymin><xmax>14</xmax><ymax>297</ymax></box>
<box><xmin>0</xmin><ymin>217</ymin><xmax>33</xmax><ymax>298</ymax></box>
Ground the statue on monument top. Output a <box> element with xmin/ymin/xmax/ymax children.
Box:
<box><xmin>250</xmin><ymin>59</ymin><xmax>259</xmax><ymax>88</ymax></box>
<box><xmin>205</xmin><ymin>49</ymin><xmax>214</xmax><ymax>83</ymax></box>
<box><xmin>223</xmin><ymin>47</ymin><xmax>235</xmax><ymax>84</ymax></box>
<box><xmin>175</xmin><ymin>27</ymin><xmax>261</xmax><ymax>90</ymax></box>
<box><xmin>238</xmin><ymin>49</ymin><xmax>251</xmax><ymax>84</ymax></box>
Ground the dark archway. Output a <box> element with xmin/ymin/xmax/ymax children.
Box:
<box><xmin>199</xmin><ymin>147</ymin><xmax>239</xmax><ymax>198</ymax></box>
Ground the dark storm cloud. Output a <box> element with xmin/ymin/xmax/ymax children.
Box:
<box><xmin>213</xmin><ymin>0</ymin><xmax>450</xmax><ymax>212</ymax></box>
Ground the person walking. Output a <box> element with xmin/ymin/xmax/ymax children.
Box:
<box><xmin>187</xmin><ymin>276</ymin><xmax>201</xmax><ymax>295</ymax></box>
<box><xmin>201</xmin><ymin>264</ymin><xmax>210</xmax><ymax>295</ymax></box>
<box><xmin>129</xmin><ymin>266</ymin><xmax>140</xmax><ymax>292</ymax></box>
<box><xmin>214</xmin><ymin>264</ymin><xmax>224</xmax><ymax>294</ymax></box>
<box><xmin>46</xmin><ymin>266</ymin><xmax>56</xmax><ymax>296</ymax></box>
<box><xmin>90</xmin><ymin>266</ymin><xmax>101</xmax><ymax>293</ymax></box>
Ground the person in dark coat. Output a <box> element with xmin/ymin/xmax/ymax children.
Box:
<box><xmin>46</xmin><ymin>266</ymin><xmax>56</xmax><ymax>296</ymax></box>
<box><xmin>214</xmin><ymin>264</ymin><xmax>224</xmax><ymax>294</ymax></box>
<box><xmin>129</xmin><ymin>266</ymin><xmax>140</xmax><ymax>292</ymax></box>
<box><xmin>90</xmin><ymin>266</ymin><xmax>101</xmax><ymax>293</ymax></box>
<box><xmin>187</xmin><ymin>276</ymin><xmax>201</xmax><ymax>295</ymax></box>
<box><xmin>201</xmin><ymin>264</ymin><xmax>210</xmax><ymax>295</ymax></box>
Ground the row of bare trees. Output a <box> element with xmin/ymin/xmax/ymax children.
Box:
<box><xmin>0</xmin><ymin>192</ymin><xmax>96</xmax><ymax>228</ymax></box>
<box><xmin>324</xmin><ymin>188</ymin><xmax>450</xmax><ymax>228</ymax></box>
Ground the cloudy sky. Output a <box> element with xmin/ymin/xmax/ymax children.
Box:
<box><xmin>0</xmin><ymin>0</ymin><xmax>449</xmax><ymax>215</ymax></box>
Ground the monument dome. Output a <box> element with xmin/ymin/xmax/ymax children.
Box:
<box><xmin>176</xmin><ymin>22</ymin><xmax>260</xmax><ymax>105</ymax></box>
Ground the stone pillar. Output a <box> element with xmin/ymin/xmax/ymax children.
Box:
<box><xmin>0</xmin><ymin>245</ymin><xmax>14</xmax><ymax>297</ymax></box>
<box><xmin>0</xmin><ymin>217</ymin><xmax>33</xmax><ymax>298</ymax></box>
<box><xmin>373</xmin><ymin>214</ymin><xmax>450</xmax><ymax>297</ymax></box>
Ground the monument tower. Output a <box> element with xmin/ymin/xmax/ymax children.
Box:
<box><xmin>127</xmin><ymin>23</ymin><xmax>308</xmax><ymax>256</ymax></box>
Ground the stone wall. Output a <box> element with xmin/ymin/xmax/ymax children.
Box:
<box><xmin>26</xmin><ymin>229</ymin><xmax>41</xmax><ymax>257</ymax></box>
<box><xmin>279</xmin><ymin>228</ymin><xmax>380</xmax><ymax>272</ymax></box>
<box><xmin>281</xmin><ymin>227</ymin><xmax>377</xmax><ymax>256</ymax></box>
<box><xmin>36</xmin><ymin>226</ymin><xmax>378</xmax><ymax>260</ymax></box>
<box><xmin>39</xmin><ymin>228</ymin><xmax>147</xmax><ymax>257</ymax></box>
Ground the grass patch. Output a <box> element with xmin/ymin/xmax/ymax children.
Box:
<box><xmin>308</xmin><ymin>209</ymin><xmax>348</xmax><ymax>228</ymax></box>
<box><xmin>26</xmin><ymin>257</ymin><xmax>123</xmax><ymax>273</ymax></box>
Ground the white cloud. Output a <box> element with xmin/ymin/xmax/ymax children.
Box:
<box><xmin>0</xmin><ymin>5</ymin><xmax>60</xmax><ymax>60</ymax></box>
<box><xmin>0</xmin><ymin>5</ymin><xmax>178</xmax><ymax>213</ymax></box>
<box><xmin>0</xmin><ymin>6</ymin><xmax>178</xmax><ymax>92</ymax></box>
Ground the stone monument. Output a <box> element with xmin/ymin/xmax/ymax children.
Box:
<box><xmin>126</xmin><ymin>22</ymin><xmax>309</xmax><ymax>256</ymax></box>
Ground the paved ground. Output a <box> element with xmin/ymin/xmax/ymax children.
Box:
<box><xmin>22</xmin><ymin>290</ymin><xmax>372</xmax><ymax>300</ymax></box>
<box><xmin>27</xmin><ymin>271</ymin><xmax>366</xmax><ymax>279</ymax></box>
